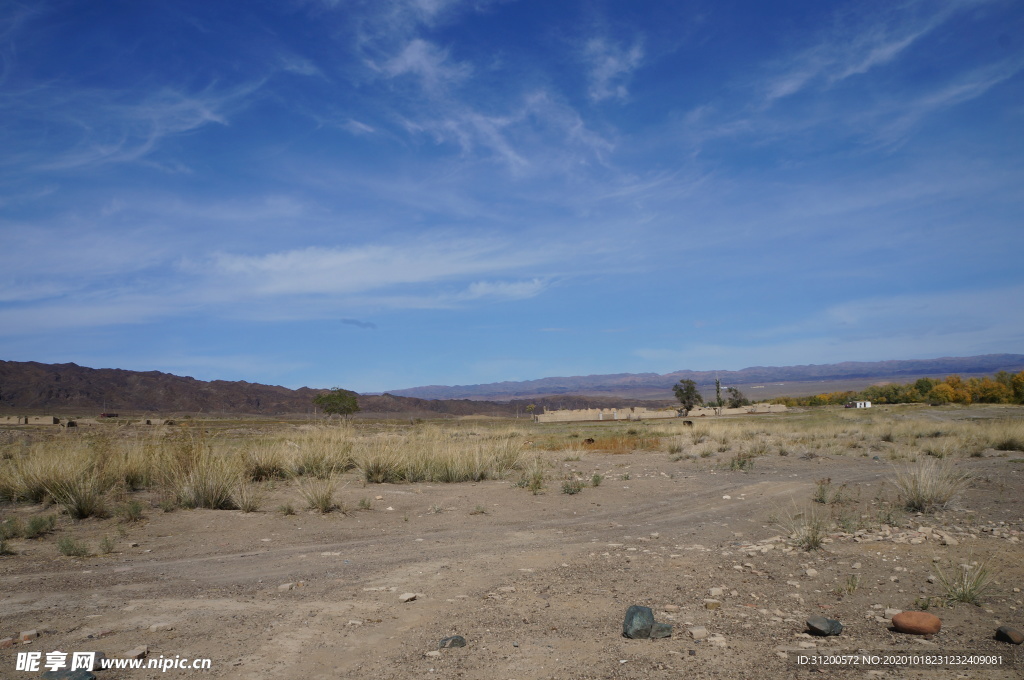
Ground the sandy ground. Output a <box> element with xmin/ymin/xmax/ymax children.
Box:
<box><xmin>2</xmin><ymin>423</ymin><xmax>1024</xmax><ymax>679</ymax></box>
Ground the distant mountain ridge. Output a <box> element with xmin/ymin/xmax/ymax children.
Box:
<box><xmin>0</xmin><ymin>360</ymin><xmax>669</xmax><ymax>416</ymax></box>
<box><xmin>387</xmin><ymin>354</ymin><xmax>1024</xmax><ymax>400</ymax></box>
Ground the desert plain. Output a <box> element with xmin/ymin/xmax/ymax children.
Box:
<box><xmin>1</xmin><ymin>405</ymin><xmax>1023</xmax><ymax>679</ymax></box>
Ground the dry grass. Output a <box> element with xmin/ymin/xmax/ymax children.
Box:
<box><xmin>298</xmin><ymin>476</ymin><xmax>340</xmax><ymax>513</ymax></box>
<box><xmin>890</xmin><ymin>458</ymin><xmax>971</xmax><ymax>512</ymax></box>
<box><xmin>936</xmin><ymin>560</ymin><xmax>992</xmax><ymax>605</ymax></box>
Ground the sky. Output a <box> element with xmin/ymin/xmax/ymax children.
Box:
<box><xmin>1</xmin><ymin>0</ymin><xmax>1022</xmax><ymax>393</ymax></box>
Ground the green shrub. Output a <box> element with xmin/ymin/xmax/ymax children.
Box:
<box><xmin>25</xmin><ymin>515</ymin><xmax>57</xmax><ymax>539</ymax></box>
<box><xmin>561</xmin><ymin>479</ymin><xmax>584</xmax><ymax>495</ymax></box>
<box><xmin>937</xmin><ymin>561</ymin><xmax>991</xmax><ymax>605</ymax></box>
<box><xmin>117</xmin><ymin>500</ymin><xmax>146</xmax><ymax>523</ymax></box>
<box><xmin>57</xmin><ymin>536</ymin><xmax>90</xmax><ymax>557</ymax></box>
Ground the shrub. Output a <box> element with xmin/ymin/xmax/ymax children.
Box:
<box><xmin>277</xmin><ymin>503</ymin><xmax>296</xmax><ymax>516</ymax></box>
<box><xmin>25</xmin><ymin>515</ymin><xmax>57</xmax><ymax>538</ymax></box>
<box><xmin>936</xmin><ymin>561</ymin><xmax>991</xmax><ymax>605</ymax></box>
<box><xmin>561</xmin><ymin>479</ymin><xmax>584</xmax><ymax>495</ymax></box>
<box><xmin>174</xmin><ymin>454</ymin><xmax>238</xmax><ymax>510</ymax></box>
<box><xmin>298</xmin><ymin>476</ymin><xmax>339</xmax><ymax>513</ymax></box>
<box><xmin>778</xmin><ymin>504</ymin><xmax>830</xmax><ymax>551</ymax></box>
<box><xmin>117</xmin><ymin>500</ymin><xmax>146</xmax><ymax>523</ymax></box>
<box><xmin>232</xmin><ymin>482</ymin><xmax>264</xmax><ymax>513</ymax></box>
<box><xmin>241</xmin><ymin>445</ymin><xmax>291</xmax><ymax>481</ymax></box>
<box><xmin>57</xmin><ymin>536</ymin><xmax>90</xmax><ymax>557</ymax></box>
<box><xmin>891</xmin><ymin>459</ymin><xmax>971</xmax><ymax>512</ymax></box>
<box><xmin>591</xmin><ymin>473</ymin><xmax>603</xmax><ymax>487</ymax></box>
<box><xmin>46</xmin><ymin>472</ymin><xmax>111</xmax><ymax>520</ymax></box>
<box><xmin>729</xmin><ymin>451</ymin><xmax>755</xmax><ymax>471</ymax></box>
<box><xmin>0</xmin><ymin>538</ymin><xmax>12</xmax><ymax>555</ymax></box>
<box><xmin>99</xmin><ymin>535</ymin><xmax>116</xmax><ymax>554</ymax></box>
<box><xmin>0</xmin><ymin>517</ymin><xmax>25</xmax><ymax>540</ymax></box>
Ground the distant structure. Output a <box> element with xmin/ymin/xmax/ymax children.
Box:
<box><xmin>534</xmin><ymin>406</ymin><xmax>678</xmax><ymax>423</ymax></box>
<box><xmin>687</xmin><ymin>404</ymin><xmax>788</xmax><ymax>416</ymax></box>
<box><xmin>845</xmin><ymin>401</ymin><xmax>872</xmax><ymax>409</ymax></box>
<box><xmin>534</xmin><ymin>403</ymin><xmax>786</xmax><ymax>423</ymax></box>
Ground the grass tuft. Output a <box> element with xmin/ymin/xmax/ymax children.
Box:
<box><xmin>891</xmin><ymin>459</ymin><xmax>971</xmax><ymax>512</ymax></box>
<box><xmin>936</xmin><ymin>561</ymin><xmax>992</xmax><ymax>605</ymax></box>
<box><xmin>298</xmin><ymin>476</ymin><xmax>339</xmax><ymax>513</ymax></box>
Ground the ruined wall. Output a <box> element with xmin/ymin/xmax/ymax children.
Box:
<box><xmin>535</xmin><ymin>407</ymin><xmax>679</xmax><ymax>423</ymax></box>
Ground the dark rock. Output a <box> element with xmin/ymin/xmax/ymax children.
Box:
<box><xmin>439</xmin><ymin>635</ymin><xmax>467</xmax><ymax>649</ymax></box>
<box><xmin>41</xmin><ymin>671</ymin><xmax>96</xmax><ymax>680</ymax></box>
<box><xmin>650</xmin><ymin>622</ymin><xmax>673</xmax><ymax>639</ymax></box>
<box><xmin>995</xmin><ymin>626</ymin><xmax>1024</xmax><ymax>645</ymax></box>
<box><xmin>806</xmin><ymin>616</ymin><xmax>843</xmax><ymax>636</ymax></box>
<box><xmin>623</xmin><ymin>605</ymin><xmax>655</xmax><ymax>639</ymax></box>
<box><xmin>892</xmin><ymin>611</ymin><xmax>941</xmax><ymax>635</ymax></box>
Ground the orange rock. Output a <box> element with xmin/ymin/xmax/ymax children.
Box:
<box><xmin>892</xmin><ymin>611</ymin><xmax>941</xmax><ymax>635</ymax></box>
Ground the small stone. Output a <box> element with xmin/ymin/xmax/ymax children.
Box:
<box><xmin>278</xmin><ymin>582</ymin><xmax>295</xmax><ymax>591</ymax></box>
<box><xmin>995</xmin><ymin>626</ymin><xmax>1024</xmax><ymax>645</ymax></box>
<box><xmin>425</xmin><ymin>650</ymin><xmax>441</xmax><ymax>658</ymax></box>
<box><xmin>375</xmin><ymin>495</ymin><xmax>384</xmax><ymax>500</ymax></box>
<box><xmin>623</xmin><ymin>605</ymin><xmax>655</xmax><ymax>639</ymax></box>
<box><xmin>148</xmin><ymin>622</ymin><xmax>173</xmax><ymax>632</ymax></box>
<box><xmin>708</xmin><ymin>587</ymin><xmax>724</xmax><ymax>597</ymax></box>
<box><xmin>884</xmin><ymin>608</ymin><xmax>902</xmax><ymax>620</ymax></box>
<box><xmin>439</xmin><ymin>635</ymin><xmax>467</xmax><ymax>648</ymax></box>
<box><xmin>892</xmin><ymin>611</ymin><xmax>941</xmax><ymax>635</ymax></box>
<box><xmin>662</xmin><ymin>604</ymin><xmax>680</xmax><ymax>612</ymax></box>
<box><xmin>0</xmin><ymin>638</ymin><xmax>14</xmax><ymax>649</ymax></box>
<box><xmin>688</xmin><ymin>626</ymin><xmax>709</xmax><ymax>640</ymax></box>
<box><xmin>41</xmin><ymin>670</ymin><xmax>97</xmax><ymax>680</ymax></box>
<box><xmin>806</xmin><ymin>616</ymin><xmax>843</xmax><ymax>636</ymax></box>
<box><xmin>805</xmin><ymin>569</ymin><xmax>818</xmax><ymax>578</ymax></box>
<box><xmin>650</xmin><ymin>622</ymin><xmax>673</xmax><ymax>639</ymax></box>
<box><xmin>347</xmin><ymin>620</ymin><xmax>363</xmax><ymax>627</ymax></box>
<box><xmin>123</xmin><ymin>645</ymin><xmax>149</xmax><ymax>660</ymax></box>
<box><xmin>19</xmin><ymin>630</ymin><xmax>38</xmax><ymax>642</ymax></box>
<box><xmin>704</xmin><ymin>599</ymin><xmax>721</xmax><ymax>610</ymax></box>
<box><xmin>399</xmin><ymin>592</ymin><xmax>421</xmax><ymax>603</ymax></box>
<box><xmin>852</xmin><ymin>563</ymin><xmax>861</xmax><ymax>569</ymax></box>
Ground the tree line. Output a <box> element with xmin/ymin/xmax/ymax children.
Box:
<box><xmin>770</xmin><ymin>371</ymin><xmax>1024</xmax><ymax>407</ymax></box>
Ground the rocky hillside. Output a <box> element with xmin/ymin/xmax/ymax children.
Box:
<box><xmin>0</xmin><ymin>361</ymin><xmax>670</xmax><ymax>416</ymax></box>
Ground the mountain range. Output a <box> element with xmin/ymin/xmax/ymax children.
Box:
<box><xmin>386</xmin><ymin>354</ymin><xmax>1024</xmax><ymax>400</ymax></box>
<box><xmin>1</xmin><ymin>354</ymin><xmax>1022</xmax><ymax>416</ymax></box>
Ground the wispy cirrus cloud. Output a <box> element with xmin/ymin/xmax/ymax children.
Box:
<box><xmin>378</xmin><ymin>38</ymin><xmax>471</xmax><ymax>93</ymax></box>
<box><xmin>0</xmin><ymin>82</ymin><xmax>261</xmax><ymax>172</ymax></box>
<box><xmin>761</xmin><ymin>1</ymin><xmax>966</xmax><ymax>102</ymax></box>
<box><xmin>583</xmin><ymin>36</ymin><xmax>644</xmax><ymax>102</ymax></box>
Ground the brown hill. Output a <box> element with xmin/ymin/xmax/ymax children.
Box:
<box><xmin>0</xmin><ymin>361</ymin><xmax>669</xmax><ymax>417</ymax></box>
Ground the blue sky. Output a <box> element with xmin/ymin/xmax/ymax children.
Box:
<box><xmin>1</xmin><ymin>0</ymin><xmax>1022</xmax><ymax>393</ymax></box>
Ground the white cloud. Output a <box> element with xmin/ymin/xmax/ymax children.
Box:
<box><xmin>761</xmin><ymin>4</ymin><xmax>952</xmax><ymax>102</ymax></box>
<box><xmin>583</xmin><ymin>37</ymin><xmax>644</xmax><ymax>102</ymax></box>
<box><xmin>380</xmin><ymin>38</ymin><xmax>471</xmax><ymax>92</ymax></box>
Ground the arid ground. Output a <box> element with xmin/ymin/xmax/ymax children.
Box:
<box><xmin>2</xmin><ymin>405</ymin><xmax>1023</xmax><ymax>679</ymax></box>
